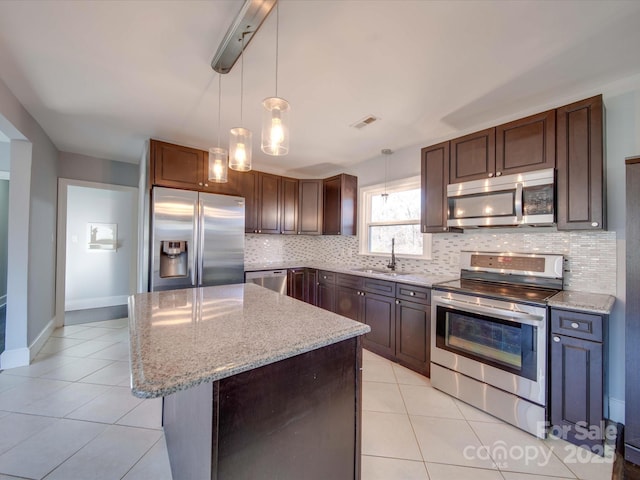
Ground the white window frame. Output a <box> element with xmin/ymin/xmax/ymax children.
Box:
<box><xmin>358</xmin><ymin>176</ymin><xmax>432</xmax><ymax>260</ymax></box>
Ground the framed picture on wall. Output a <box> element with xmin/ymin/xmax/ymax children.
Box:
<box><xmin>88</xmin><ymin>222</ymin><xmax>117</xmax><ymax>251</ymax></box>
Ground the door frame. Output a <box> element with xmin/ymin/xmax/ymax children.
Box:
<box><xmin>55</xmin><ymin>178</ymin><xmax>138</xmax><ymax>327</ymax></box>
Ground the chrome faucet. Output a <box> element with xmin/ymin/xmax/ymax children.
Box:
<box><xmin>387</xmin><ymin>238</ymin><xmax>397</xmax><ymax>271</ymax></box>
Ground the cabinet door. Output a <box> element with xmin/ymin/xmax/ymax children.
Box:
<box><xmin>362</xmin><ymin>292</ymin><xmax>395</xmax><ymax>359</ymax></box>
<box><xmin>335</xmin><ymin>286</ymin><xmax>362</xmax><ymax>322</ymax></box>
<box><xmin>305</xmin><ymin>269</ymin><xmax>318</xmax><ymax>306</ymax></box>
<box><xmin>496</xmin><ymin>109</ymin><xmax>556</xmax><ymax>176</ymax></box>
<box><xmin>298</xmin><ymin>179</ymin><xmax>323</xmax><ymax>235</ymax></box>
<box><xmin>237</xmin><ymin>170</ymin><xmax>259</xmax><ymax>233</ymax></box>
<box><xmin>287</xmin><ymin>269</ymin><xmax>305</xmax><ymax>301</ymax></box>
<box><xmin>281</xmin><ymin>177</ymin><xmax>299</xmax><ymax>235</ymax></box>
<box><xmin>556</xmin><ymin>95</ymin><xmax>605</xmax><ymax>230</ymax></box>
<box><xmin>395</xmin><ymin>299</ymin><xmax>430</xmax><ymax>376</ymax></box>
<box><xmin>450</xmin><ymin>128</ymin><xmax>496</xmax><ymax>183</ymax></box>
<box><xmin>421</xmin><ymin>141</ymin><xmax>453</xmax><ymax>233</ymax></box>
<box><xmin>317</xmin><ymin>283</ymin><xmax>335</xmax><ymax>312</ymax></box>
<box><xmin>323</xmin><ymin>174</ymin><xmax>357</xmax><ymax>235</ymax></box>
<box><xmin>257</xmin><ymin>173</ymin><xmax>281</xmax><ymax>234</ymax></box>
<box><xmin>203</xmin><ymin>165</ymin><xmax>243</xmax><ymax>196</ymax></box>
<box><xmin>550</xmin><ymin>334</ymin><xmax>603</xmax><ymax>452</ymax></box>
<box><xmin>151</xmin><ymin>140</ymin><xmax>204</xmax><ymax>189</ymax></box>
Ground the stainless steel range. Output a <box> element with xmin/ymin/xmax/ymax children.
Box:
<box><xmin>431</xmin><ymin>251</ymin><xmax>564</xmax><ymax>438</ymax></box>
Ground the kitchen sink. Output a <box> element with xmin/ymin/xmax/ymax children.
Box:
<box><xmin>350</xmin><ymin>267</ymin><xmax>410</xmax><ymax>277</ymax></box>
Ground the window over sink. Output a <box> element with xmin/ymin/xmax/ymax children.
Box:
<box><xmin>359</xmin><ymin>176</ymin><xmax>431</xmax><ymax>259</ymax></box>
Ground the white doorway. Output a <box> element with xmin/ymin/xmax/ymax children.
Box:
<box><xmin>56</xmin><ymin>179</ymin><xmax>138</xmax><ymax>326</ymax></box>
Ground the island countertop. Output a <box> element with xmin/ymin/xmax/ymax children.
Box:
<box><xmin>128</xmin><ymin>283</ymin><xmax>371</xmax><ymax>399</ymax></box>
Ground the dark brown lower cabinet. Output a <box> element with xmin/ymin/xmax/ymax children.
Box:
<box><xmin>395</xmin><ymin>299</ymin><xmax>430</xmax><ymax>376</ymax></box>
<box><xmin>163</xmin><ymin>337</ymin><xmax>363</xmax><ymax>480</ymax></box>
<box><xmin>287</xmin><ymin>267</ymin><xmax>318</xmax><ymax>305</ymax></box>
<box><xmin>317</xmin><ymin>270</ymin><xmax>336</xmax><ymax>312</ymax></box>
<box><xmin>362</xmin><ymin>292</ymin><xmax>395</xmax><ymax>359</ymax></box>
<box><xmin>335</xmin><ymin>285</ymin><xmax>362</xmax><ymax>322</ymax></box>
<box><xmin>550</xmin><ymin>308</ymin><xmax>607</xmax><ymax>454</ymax></box>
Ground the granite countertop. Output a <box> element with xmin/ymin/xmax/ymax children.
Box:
<box><xmin>547</xmin><ymin>290</ymin><xmax>616</xmax><ymax>314</ymax></box>
<box><xmin>244</xmin><ymin>262</ymin><xmax>455</xmax><ymax>288</ymax></box>
<box><xmin>128</xmin><ymin>283</ymin><xmax>370</xmax><ymax>399</ymax></box>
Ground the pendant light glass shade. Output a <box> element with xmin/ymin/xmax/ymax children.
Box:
<box><xmin>261</xmin><ymin>97</ymin><xmax>290</xmax><ymax>156</ymax></box>
<box><xmin>229</xmin><ymin>127</ymin><xmax>252</xmax><ymax>172</ymax></box>
<box><xmin>208</xmin><ymin>147</ymin><xmax>228</xmax><ymax>183</ymax></box>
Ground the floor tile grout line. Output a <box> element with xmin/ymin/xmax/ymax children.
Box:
<box><xmin>117</xmin><ymin>436</ymin><xmax>166</xmax><ymax>480</ymax></box>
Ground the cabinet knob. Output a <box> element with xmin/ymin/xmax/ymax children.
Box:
<box><xmin>443</xmin><ymin>227</ymin><xmax>447</xmax><ymax>231</ymax></box>
<box><xmin>198</xmin><ymin>182</ymin><xmax>203</xmax><ymax>186</ymax></box>
<box><xmin>488</xmin><ymin>173</ymin><xmax>494</xmax><ymax>178</ymax></box>
<box><xmin>571</xmin><ymin>322</ymin><xmax>580</xmax><ymax>329</ymax></box>
<box><xmin>496</xmin><ymin>171</ymin><xmax>502</xmax><ymax>177</ymax></box>
<box><xmin>298</xmin><ymin>232</ymin><xmax>301</xmax><ymax>234</ymax></box>
<box><xmin>409</xmin><ymin>291</ymin><xmax>415</xmax><ymax>296</ymax></box>
<box><xmin>395</xmin><ymin>300</ymin><xmax>400</xmax><ymax>305</ymax></box>
<box><xmin>553</xmin><ymin>336</ymin><xmax>561</xmax><ymax>343</ymax></box>
<box><xmin>258</xmin><ymin>230</ymin><xmax>262</xmax><ymax>233</ymax></box>
<box><xmin>591</xmin><ymin>222</ymin><xmax>599</xmax><ymax>227</ymax></box>
<box><xmin>204</xmin><ymin>183</ymin><xmax>209</xmax><ymax>187</ymax></box>
<box><xmin>254</xmin><ymin>230</ymin><xmax>258</xmax><ymax>233</ymax></box>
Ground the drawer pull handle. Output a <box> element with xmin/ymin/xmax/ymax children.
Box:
<box><xmin>395</xmin><ymin>300</ymin><xmax>400</xmax><ymax>305</ymax></box>
<box><xmin>410</xmin><ymin>292</ymin><xmax>415</xmax><ymax>296</ymax></box>
<box><xmin>571</xmin><ymin>322</ymin><xmax>580</xmax><ymax>329</ymax></box>
<box><xmin>553</xmin><ymin>336</ymin><xmax>561</xmax><ymax>343</ymax></box>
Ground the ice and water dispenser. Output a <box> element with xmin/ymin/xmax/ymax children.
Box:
<box><xmin>159</xmin><ymin>240</ymin><xmax>188</xmax><ymax>278</ymax></box>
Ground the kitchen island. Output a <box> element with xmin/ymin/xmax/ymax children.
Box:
<box><xmin>128</xmin><ymin>283</ymin><xmax>370</xmax><ymax>480</ymax></box>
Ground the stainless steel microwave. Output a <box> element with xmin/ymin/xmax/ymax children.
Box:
<box><xmin>447</xmin><ymin>168</ymin><xmax>555</xmax><ymax>228</ymax></box>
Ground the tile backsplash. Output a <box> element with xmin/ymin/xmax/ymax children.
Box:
<box><xmin>245</xmin><ymin>230</ymin><xmax>617</xmax><ymax>295</ymax></box>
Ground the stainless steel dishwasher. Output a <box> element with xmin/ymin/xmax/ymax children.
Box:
<box><xmin>245</xmin><ymin>269</ymin><xmax>288</xmax><ymax>295</ymax></box>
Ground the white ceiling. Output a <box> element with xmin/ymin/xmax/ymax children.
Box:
<box><xmin>0</xmin><ymin>1</ymin><xmax>639</xmax><ymax>177</ymax></box>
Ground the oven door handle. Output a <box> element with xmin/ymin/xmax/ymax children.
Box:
<box><xmin>435</xmin><ymin>297</ymin><xmax>543</xmax><ymax>325</ymax></box>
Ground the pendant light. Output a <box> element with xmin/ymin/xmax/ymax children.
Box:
<box><xmin>261</xmin><ymin>2</ymin><xmax>290</xmax><ymax>156</ymax></box>
<box><xmin>208</xmin><ymin>74</ymin><xmax>228</xmax><ymax>183</ymax></box>
<box><xmin>381</xmin><ymin>148</ymin><xmax>392</xmax><ymax>203</ymax></box>
<box><xmin>229</xmin><ymin>32</ymin><xmax>252</xmax><ymax>172</ymax></box>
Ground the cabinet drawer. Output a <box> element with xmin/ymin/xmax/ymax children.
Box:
<box><xmin>318</xmin><ymin>270</ymin><xmax>336</xmax><ymax>285</ymax></box>
<box><xmin>551</xmin><ymin>309</ymin><xmax>603</xmax><ymax>342</ymax></box>
<box><xmin>395</xmin><ymin>283</ymin><xmax>431</xmax><ymax>305</ymax></box>
<box><xmin>363</xmin><ymin>278</ymin><xmax>395</xmax><ymax>297</ymax></box>
<box><xmin>336</xmin><ymin>273</ymin><xmax>364</xmax><ymax>290</ymax></box>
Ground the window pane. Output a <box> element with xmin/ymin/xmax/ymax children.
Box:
<box><xmin>371</xmin><ymin>189</ymin><xmax>421</xmax><ymax>222</ymax></box>
<box><xmin>368</xmin><ymin>225</ymin><xmax>423</xmax><ymax>255</ymax></box>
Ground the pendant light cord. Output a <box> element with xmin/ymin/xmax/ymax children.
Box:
<box><xmin>217</xmin><ymin>74</ymin><xmax>222</xmax><ymax>147</ymax></box>
<box><xmin>240</xmin><ymin>32</ymin><xmax>246</xmax><ymax>126</ymax></box>
<box><xmin>275</xmin><ymin>2</ymin><xmax>279</xmax><ymax>98</ymax></box>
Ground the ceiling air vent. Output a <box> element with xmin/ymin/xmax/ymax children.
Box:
<box><xmin>350</xmin><ymin>115</ymin><xmax>380</xmax><ymax>129</ymax></box>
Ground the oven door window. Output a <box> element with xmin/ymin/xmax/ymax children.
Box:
<box><xmin>448</xmin><ymin>190</ymin><xmax>515</xmax><ymax>220</ymax></box>
<box><xmin>436</xmin><ymin>306</ymin><xmax>537</xmax><ymax>381</ymax></box>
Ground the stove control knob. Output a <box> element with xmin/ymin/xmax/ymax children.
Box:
<box><xmin>571</xmin><ymin>322</ymin><xmax>580</xmax><ymax>329</ymax></box>
<box><xmin>553</xmin><ymin>336</ymin><xmax>561</xmax><ymax>343</ymax></box>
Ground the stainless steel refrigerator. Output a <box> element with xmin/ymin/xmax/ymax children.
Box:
<box><xmin>149</xmin><ymin>187</ymin><xmax>245</xmax><ymax>292</ymax></box>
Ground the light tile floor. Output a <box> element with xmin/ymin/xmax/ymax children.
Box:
<box><xmin>0</xmin><ymin>319</ymin><xmax>614</xmax><ymax>479</ymax></box>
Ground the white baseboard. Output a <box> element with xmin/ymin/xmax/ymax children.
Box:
<box><xmin>609</xmin><ymin>397</ymin><xmax>625</xmax><ymax>424</ymax></box>
<box><xmin>0</xmin><ymin>347</ymin><xmax>29</xmax><ymax>369</ymax></box>
<box><xmin>1</xmin><ymin>317</ymin><xmax>58</xmax><ymax>370</ymax></box>
<box><xmin>65</xmin><ymin>295</ymin><xmax>128</xmax><ymax>311</ymax></box>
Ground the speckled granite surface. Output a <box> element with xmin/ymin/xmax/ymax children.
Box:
<box><xmin>244</xmin><ymin>262</ymin><xmax>456</xmax><ymax>288</ymax></box>
<box><xmin>547</xmin><ymin>291</ymin><xmax>615</xmax><ymax>314</ymax></box>
<box><xmin>128</xmin><ymin>283</ymin><xmax>370</xmax><ymax>399</ymax></box>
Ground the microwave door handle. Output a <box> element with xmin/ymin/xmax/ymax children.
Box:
<box><xmin>515</xmin><ymin>182</ymin><xmax>523</xmax><ymax>222</ymax></box>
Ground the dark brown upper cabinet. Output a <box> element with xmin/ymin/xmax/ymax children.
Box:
<box><xmin>556</xmin><ymin>95</ymin><xmax>605</xmax><ymax>230</ymax></box>
<box><xmin>449</xmin><ymin>127</ymin><xmax>496</xmax><ymax>183</ymax></box>
<box><xmin>280</xmin><ymin>177</ymin><xmax>299</xmax><ymax>235</ymax></box>
<box><xmin>323</xmin><ymin>174</ymin><xmax>357</xmax><ymax>235</ymax></box>
<box><xmin>496</xmin><ymin>109</ymin><xmax>556</xmax><ymax>175</ymax></box>
<box><xmin>237</xmin><ymin>170</ymin><xmax>259</xmax><ymax>233</ymax></box>
<box><xmin>421</xmin><ymin>141</ymin><xmax>458</xmax><ymax>233</ymax></box>
<box><xmin>298</xmin><ymin>179</ymin><xmax>323</xmax><ymax>235</ymax></box>
<box><xmin>150</xmin><ymin>140</ymin><xmax>206</xmax><ymax>190</ymax></box>
<box><xmin>256</xmin><ymin>172</ymin><xmax>282</xmax><ymax>234</ymax></box>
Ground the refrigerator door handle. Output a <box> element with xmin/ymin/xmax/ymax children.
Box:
<box><xmin>191</xmin><ymin>199</ymin><xmax>199</xmax><ymax>287</ymax></box>
<box><xmin>197</xmin><ymin>197</ymin><xmax>205</xmax><ymax>286</ymax></box>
